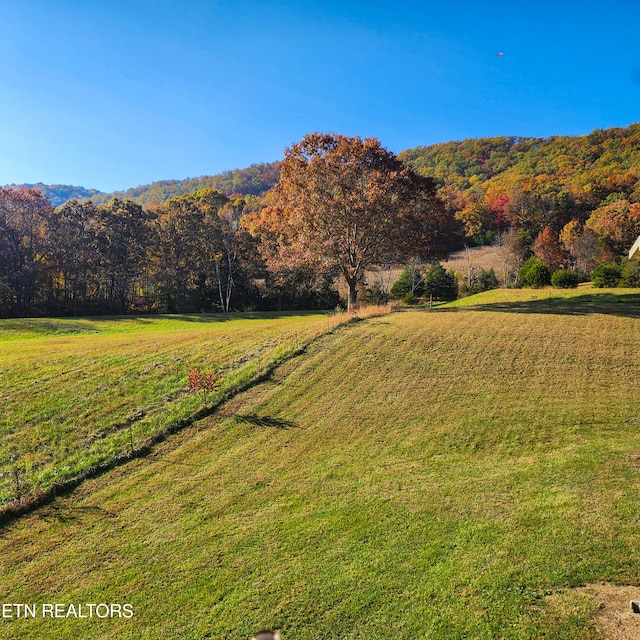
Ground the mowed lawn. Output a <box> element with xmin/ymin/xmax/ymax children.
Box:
<box><xmin>0</xmin><ymin>312</ymin><xmax>330</xmax><ymax>505</ymax></box>
<box><xmin>1</xmin><ymin>289</ymin><xmax>640</xmax><ymax>639</ymax></box>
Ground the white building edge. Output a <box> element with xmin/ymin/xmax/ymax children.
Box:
<box><xmin>630</xmin><ymin>235</ymin><xmax>640</xmax><ymax>260</ymax></box>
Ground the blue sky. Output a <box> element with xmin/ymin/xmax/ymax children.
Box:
<box><xmin>1</xmin><ymin>0</ymin><xmax>639</xmax><ymax>192</ymax></box>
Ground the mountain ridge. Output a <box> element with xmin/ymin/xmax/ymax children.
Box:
<box><xmin>10</xmin><ymin>122</ymin><xmax>640</xmax><ymax>212</ymax></box>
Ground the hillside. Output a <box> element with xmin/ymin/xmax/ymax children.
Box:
<box><xmin>16</xmin><ymin>122</ymin><xmax>640</xmax><ymax>214</ymax></box>
<box><xmin>17</xmin><ymin>183</ymin><xmax>104</xmax><ymax>208</ymax></box>
<box><xmin>1</xmin><ymin>288</ymin><xmax>640</xmax><ymax>639</ymax></box>
<box><xmin>87</xmin><ymin>119</ymin><xmax>640</xmax><ymax>218</ymax></box>
<box><xmin>400</xmin><ymin>124</ymin><xmax>640</xmax><ymax>201</ymax></box>
<box><xmin>399</xmin><ymin>123</ymin><xmax>640</xmax><ymax>242</ymax></box>
<box><xmin>10</xmin><ymin>163</ymin><xmax>281</xmax><ymax>208</ymax></box>
<box><xmin>89</xmin><ymin>161</ymin><xmax>282</xmax><ymax>206</ymax></box>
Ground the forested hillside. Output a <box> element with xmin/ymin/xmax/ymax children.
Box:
<box><xmin>13</xmin><ymin>163</ymin><xmax>281</xmax><ymax>209</ymax></box>
<box><xmin>399</xmin><ymin>123</ymin><xmax>640</xmax><ymax>244</ymax></box>
<box><xmin>89</xmin><ymin>161</ymin><xmax>281</xmax><ymax>205</ymax></box>
<box><xmin>17</xmin><ymin>124</ymin><xmax>640</xmax><ymax>219</ymax></box>
<box><xmin>18</xmin><ymin>183</ymin><xmax>103</xmax><ymax>207</ymax></box>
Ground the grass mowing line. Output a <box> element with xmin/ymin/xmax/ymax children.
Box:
<box><xmin>0</xmin><ymin>305</ymin><xmax>391</xmax><ymax>524</ymax></box>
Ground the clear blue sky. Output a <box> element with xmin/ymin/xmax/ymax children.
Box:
<box><xmin>1</xmin><ymin>0</ymin><xmax>639</xmax><ymax>192</ymax></box>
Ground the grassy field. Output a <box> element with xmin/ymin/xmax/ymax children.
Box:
<box><xmin>0</xmin><ymin>311</ymin><xmax>355</xmax><ymax>507</ymax></box>
<box><xmin>1</xmin><ymin>289</ymin><xmax>640</xmax><ymax>639</ymax></box>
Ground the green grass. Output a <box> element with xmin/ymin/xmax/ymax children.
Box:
<box><xmin>0</xmin><ymin>311</ymin><xmax>334</xmax><ymax>505</ymax></box>
<box><xmin>1</xmin><ymin>291</ymin><xmax>640</xmax><ymax>638</ymax></box>
<box><xmin>444</xmin><ymin>283</ymin><xmax>640</xmax><ymax>312</ymax></box>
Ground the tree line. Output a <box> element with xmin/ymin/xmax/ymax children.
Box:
<box><xmin>0</xmin><ymin>134</ymin><xmax>457</xmax><ymax>318</ymax></box>
<box><xmin>0</xmin><ymin>185</ymin><xmax>332</xmax><ymax>318</ymax></box>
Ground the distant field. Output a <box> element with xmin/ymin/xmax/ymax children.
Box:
<box><xmin>442</xmin><ymin>244</ymin><xmax>503</xmax><ymax>274</ymax></box>
<box><xmin>0</xmin><ymin>312</ymin><xmax>335</xmax><ymax>506</ymax></box>
<box><xmin>359</xmin><ymin>245</ymin><xmax>505</xmax><ymax>295</ymax></box>
<box><xmin>1</xmin><ymin>289</ymin><xmax>640</xmax><ymax>639</ymax></box>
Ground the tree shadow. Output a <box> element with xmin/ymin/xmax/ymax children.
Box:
<box><xmin>234</xmin><ymin>413</ymin><xmax>297</xmax><ymax>429</ymax></box>
<box><xmin>451</xmin><ymin>292</ymin><xmax>640</xmax><ymax>318</ymax></box>
<box><xmin>38</xmin><ymin>504</ymin><xmax>118</xmax><ymax>523</ymax></box>
<box><xmin>1</xmin><ymin>310</ymin><xmax>327</xmax><ymax>333</ymax></box>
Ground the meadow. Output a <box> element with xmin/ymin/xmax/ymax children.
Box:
<box><xmin>1</xmin><ymin>289</ymin><xmax>640</xmax><ymax>639</ymax></box>
<box><xmin>0</xmin><ymin>310</ymin><xmax>373</xmax><ymax>509</ymax></box>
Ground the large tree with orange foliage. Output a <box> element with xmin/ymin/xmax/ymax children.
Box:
<box><xmin>247</xmin><ymin>133</ymin><xmax>453</xmax><ymax>308</ymax></box>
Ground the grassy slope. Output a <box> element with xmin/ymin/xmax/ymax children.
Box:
<box><xmin>0</xmin><ymin>312</ymin><xmax>332</xmax><ymax>504</ymax></box>
<box><xmin>1</xmin><ymin>289</ymin><xmax>640</xmax><ymax>639</ymax></box>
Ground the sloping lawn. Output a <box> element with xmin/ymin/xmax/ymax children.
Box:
<box><xmin>1</xmin><ymin>291</ymin><xmax>640</xmax><ymax>638</ymax></box>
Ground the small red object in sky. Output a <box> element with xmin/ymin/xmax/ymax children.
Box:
<box><xmin>497</xmin><ymin>51</ymin><xmax>504</xmax><ymax>57</ymax></box>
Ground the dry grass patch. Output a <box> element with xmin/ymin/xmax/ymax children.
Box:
<box><xmin>578</xmin><ymin>583</ymin><xmax>640</xmax><ymax>640</ymax></box>
<box><xmin>545</xmin><ymin>583</ymin><xmax>640</xmax><ymax>640</ymax></box>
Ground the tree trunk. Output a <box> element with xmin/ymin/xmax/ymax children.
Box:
<box><xmin>347</xmin><ymin>279</ymin><xmax>358</xmax><ymax>310</ymax></box>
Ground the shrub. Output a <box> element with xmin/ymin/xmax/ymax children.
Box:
<box><xmin>592</xmin><ymin>262</ymin><xmax>622</xmax><ymax>288</ymax></box>
<box><xmin>551</xmin><ymin>268</ymin><xmax>580</xmax><ymax>288</ymax></box>
<box><xmin>187</xmin><ymin>367</ymin><xmax>220</xmax><ymax>399</ymax></box>
<box><xmin>518</xmin><ymin>257</ymin><xmax>551</xmax><ymax>288</ymax></box>
<box><xmin>620</xmin><ymin>258</ymin><xmax>640</xmax><ymax>287</ymax></box>
<box><xmin>424</xmin><ymin>262</ymin><xmax>458</xmax><ymax>301</ymax></box>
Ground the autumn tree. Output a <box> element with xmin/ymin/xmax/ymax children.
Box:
<box><xmin>502</xmin><ymin>187</ymin><xmax>555</xmax><ymax>237</ymax></box>
<box><xmin>249</xmin><ymin>133</ymin><xmax>453</xmax><ymax>308</ymax></box>
<box><xmin>585</xmin><ymin>199</ymin><xmax>640</xmax><ymax>259</ymax></box>
<box><xmin>97</xmin><ymin>198</ymin><xmax>150</xmax><ymax>314</ymax></box>
<box><xmin>455</xmin><ymin>198</ymin><xmax>497</xmax><ymax>244</ymax></box>
<box><xmin>213</xmin><ymin>198</ymin><xmax>243</xmax><ymax>312</ymax></box>
<box><xmin>49</xmin><ymin>199</ymin><xmax>102</xmax><ymax>314</ymax></box>
<box><xmin>532</xmin><ymin>226</ymin><xmax>569</xmax><ymax>272</ymax></box>
<box><xmin>0</xmin><ymin>187</ymin><xmax>54</xmax><ymax>316</ymax></box>
<box><xmin>152</xmin><ymin>194</ymin><xmax>211</xmax><ymax>312</ymax></box>
<box><xmin>559</xmin><ymin>220</ymin><xmax>600</xmax><ymax>275</ymax></box>
<box><xmin>494</xmin><ymin>227</ymin><xmax>529</xmax><ymax>287</ymax></box>
<box><xmin>149</xmin><ymin>189</ymin><xmax>242</xmax><ymax>312</ymax></box>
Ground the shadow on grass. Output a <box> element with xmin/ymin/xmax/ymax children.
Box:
<box><xmin>449</xmin><ymin>292</ymin><xmax>640</xmax><ymax>318</ymax></box>
<box><xmin>39</xmin><ymin>504</ymin><xmax>118</xmax><ymax>523</ymax></box>
<box><xmin>234</xmin><ymin>413</ymin><xmax>297</xmax><ymax>429</ymax></box>
<box><xmin>0</xmin><ymin>310</ymin><xmax>326</xmax><ymax>336</ymax></box>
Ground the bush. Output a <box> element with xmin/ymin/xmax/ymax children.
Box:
<box><xmin>424</xmin><ymin>262</ymin><xmax>458</xmax><ymax>301</ymax></box>
<box><xmin>518</xmin><ymin>257</ymin><xmax>551</xmax><ymax>288</ymax></box>
<box><xmin>551</xmin><ymin>268</ymin><xmax>579</xmax><ymax>288</ymax></box>
<box><xmin>592</xmin><ymin>262</ymin><xmax>622</xmax><ymax>288</ymax></box>
<box><xmin>620</xmin><ymin>258</ymin><xmax>640</xmax><ymax>287</ymax></box>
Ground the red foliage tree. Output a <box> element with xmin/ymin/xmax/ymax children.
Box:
<box><xmin>532</xmin><ymin>226</ymin><xmax>570</xmax><ymax>272</ymax></box>
<box><xmin>245</xmin><ymin>133</ymin><xmax>454</xmax><ymax>308</ymax></box>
